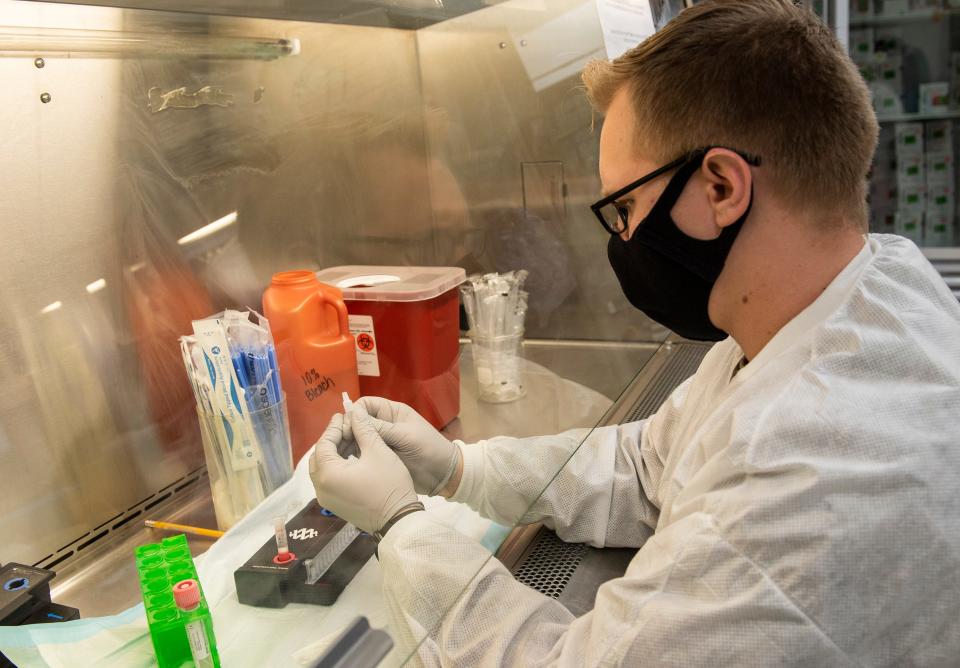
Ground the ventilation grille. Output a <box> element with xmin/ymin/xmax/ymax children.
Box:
<box><xmin>624</xmin><ymin>343</ymin><xmax>711</xmax><ymax>423</ymax></box>
<box><xmin>33</xmin><ymin>467</ymin><xmax>206</xmax><ymax>572</ymax></box>
<box><xmin>513</xmin><ymin>530</ymin><xmax>587</xmax><ymax>598</ymax></box>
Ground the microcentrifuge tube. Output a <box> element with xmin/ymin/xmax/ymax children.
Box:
<box><xmin>271</xmin><ymin>517</ymin><xmax>296</xmax><ymax>564</ymax></box>
<box><xmin>274</xmin><ymin>517</ymin><xmax>289</xmax><ymax>555</ymax></box>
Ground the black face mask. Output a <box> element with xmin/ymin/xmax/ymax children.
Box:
<box><xmin>607</xmin><ymin>151</ymin><xmax>753</xmax><ymax>341</ymax></box>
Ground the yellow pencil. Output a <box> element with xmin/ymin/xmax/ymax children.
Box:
<box><xmin>144</xmin><ymin>520</ymin><xmax>225</xmax><ymax>539</ymax></box>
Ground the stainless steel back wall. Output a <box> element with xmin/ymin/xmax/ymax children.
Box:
<box><xmin>0</xmin><ymin>0</ymin><xmax>429</xmax><ymax>565</ymax></box>
<box><xmin>0</xmin><ymin>0</ymin><xmax>662</xmax><ymax>566</ymax></box>
<box><xmin>416</xmin><ymin>0</ymin><xmax>667</xmax><ymax>341</ymax></box>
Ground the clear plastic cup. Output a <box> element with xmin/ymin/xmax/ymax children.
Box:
<box><xmin>469</xmin><ymin>331</ymin><xmax>525</xmax><ymax>403</ymax></box>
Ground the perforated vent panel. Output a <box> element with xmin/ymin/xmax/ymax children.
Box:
<box><xmin>624</xmin><ymin>343</ymin><xmax>711</xmax><ymax>423</ymax></box>
<box><xmin>513</xmin><ymin>530</ymin><xmax>587</xmax><ymax>598</ymax></box>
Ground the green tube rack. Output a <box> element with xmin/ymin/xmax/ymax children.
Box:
<box><xmin>135</xmin><ymin>534</ymin><xmax>221</xmax><ymax>667</ymax></box>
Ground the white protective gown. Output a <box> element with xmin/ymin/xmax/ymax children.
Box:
<box><xmin>378</xmin><ymin>234</ymin><xmax>960</xmax><ymax>667</ymax></box>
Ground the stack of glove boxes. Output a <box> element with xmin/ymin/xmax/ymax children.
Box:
<box><xmin>894</xmin><ymin>122</ymin><xmax>926</xmax><ymax>245</ymax></box>
<box><xmin>922</xmin><ymin>121</ymin><xmax>955</xmax><ymax>246</ymax></box>
<box><xmin>871</xmin><ymin>121</ymin><xmax>955</xmax><ymax>247</ymax></box>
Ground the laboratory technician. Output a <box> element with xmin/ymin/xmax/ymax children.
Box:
<box><xmin>310</xmin><ymin>0</ymin><xmax>960</xmax><ymax>665</ymax></box>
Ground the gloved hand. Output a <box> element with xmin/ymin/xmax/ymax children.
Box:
<box><xmin>309</xmin><ymin>407</ymin><xmax>422</xmax><ymax>535</ymax></box>
<box><xmin>350</xmin><ymin>396</ymin><xmax>460</xmax><ymax>496</ymax></box>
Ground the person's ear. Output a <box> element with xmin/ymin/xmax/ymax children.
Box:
<box><xmin>700</xmin><ymin>149</ymin><xmax>753</xmax><ymax>229</ymax></box>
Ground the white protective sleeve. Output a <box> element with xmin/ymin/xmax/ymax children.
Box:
<box><xmin>378</xmin><ymin>510</ymin><xmax>852</xmax><ymax>667</ymax></box>
<box><xmin>377</xmin><ymin>375</ymin><xmax>846</xmax><ymax>666</ymax></box>
<box><xmin>448</xmin><ymin>377</ymin><xmax>693</xmax><ymax>548</ymax></box>
<box><xmin>374</xmin><ymin>369</ymin><xmax>867</xmax><ymax>666</ymax></box>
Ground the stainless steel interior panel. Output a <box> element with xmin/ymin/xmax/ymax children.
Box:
<box><xmin>1</xmin><ymin>0</ymin><xmax>665</xmax><ymax>575</ymax></box>
<box><xmin>28</xmin><ymin>0</ymin><xmax>504</xmax><ymax>29</ymax></box>
<box><xmin>415</xmin><ymin>0</ymin><xmax>668</xmax><ymax>341</ymax></box>
<box><xmin>0</xmin><ymin>0</ymin><xmax>428</xmax><ymax>567</ymax></box>
<box><xmin>1</xmin><ymin>1</ymin><xmax>161</xmax><ymax>565</ymax></box>
<box><xmin>47</xmin><ymin>470</ymin><xmax>216</xmax><ymax>618</ymax></box>
<box><xmin>522</xmin><ymin>339</ymin><xmax>658</xmax><ymax>400</ymax></box>
<box><xmin>521</xmin><ymin>160</ymin><xmax>565</xmax><ymax>222</ymax></box>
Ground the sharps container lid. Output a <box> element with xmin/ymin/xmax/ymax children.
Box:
<box><xmin>315</xmin><ymin>266</ymin><xmax>466</xmax><ymax>303</ymax></box>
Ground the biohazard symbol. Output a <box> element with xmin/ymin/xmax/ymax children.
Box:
<box><xmin>357</xmin><ymin>333</ymin><xmax>376</xmax><ymax>352</ymax></box>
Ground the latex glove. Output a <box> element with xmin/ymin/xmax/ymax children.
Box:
<box><xmin>309</xmin><ymin>408</ymin><xmax>422</xmax><ymax>535</ymax></box>
<box><xmin>349</xmin><ymin>396</ymin><xmax>460</xmax><ymax>496</ymax></box>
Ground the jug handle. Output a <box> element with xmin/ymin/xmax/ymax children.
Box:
<box><xmin>317</xmin><ymin>289</ymin><xmax>351</xmax><ymax>339</ymax></box>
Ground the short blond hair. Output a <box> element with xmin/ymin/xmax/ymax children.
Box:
<box><xmin>582</xmin><ymin>0</ymin><xmax>878</xmax><ymax>225</ymax></box>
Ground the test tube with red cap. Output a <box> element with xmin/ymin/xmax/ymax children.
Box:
<box><xmin>173</xmin><ymin>579</ymin><xmax>216</xmax><ymax>668</ymax></box>
<box><xmin>273</xmin><ymin>516</ymin><xmax>296</xmax><ymax>564</ymax></box>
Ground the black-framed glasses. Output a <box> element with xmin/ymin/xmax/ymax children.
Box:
<box><xmin>590</xmin><ymin>147</ymin><xmax>761</xmax><ymax>235</ymax></box>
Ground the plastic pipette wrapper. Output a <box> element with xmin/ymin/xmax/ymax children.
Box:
<box><xmin>459</xmin><ymin>270</ymin><xmax>528</xmax><ymax>338</ymax></box>
<box><xmin>180</xmin><ymin>309</ymin><xmax>294</xmax><ymax>529</ymax></box>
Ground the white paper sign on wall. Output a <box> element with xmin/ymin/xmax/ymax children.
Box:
<box><xmin>594</xmin><ymin>0</ymin><xmax>657</xmax><ymax>60</ymax></box>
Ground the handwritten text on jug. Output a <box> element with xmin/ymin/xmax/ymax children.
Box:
<box><xmin>302</xmin><ymin>368</ymin><xmax>335</xmax><ymax>402</ymax></box>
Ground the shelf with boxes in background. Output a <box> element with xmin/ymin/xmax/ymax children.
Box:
<box><xmin>850</xmin><ymin>0</ymin><xmax>960</xmax><ymax>249</ymax></box>
<box><xmin>851</xmin><ymin>6</ymin><xmax>960</xmax><ymax>27</ymax></box>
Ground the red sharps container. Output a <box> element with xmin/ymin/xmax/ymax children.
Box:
<box><xmin>314</xmin><ymin>266</ymin><xmax>466</xmax><ymax>430</ymax></box>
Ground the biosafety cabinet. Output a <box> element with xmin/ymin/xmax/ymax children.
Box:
<box><xmin>0</xmin><ymin>0</ymin><xmax>701</xmax><ymax>664</ymax></box>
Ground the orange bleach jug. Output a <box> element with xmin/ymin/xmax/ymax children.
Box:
<box><xmin>263</xmin><ymin>270</ymin><xmax>359</xmax><ymax>464</ymax></box>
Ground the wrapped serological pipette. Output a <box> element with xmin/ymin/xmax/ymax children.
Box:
<box><xmin>459</xmin><ymin>270</ymin><xmax>528</xmax><ymax>338</ymax></box>
<box><xmin>459</xmin><ymin>271</ymin><xmax>528</xmax><ymax>403</ymax></box>
<box><xmin>180</xmin><ymin>309</ymin><xmax>294</xmax><ymax>530</ymax></box>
